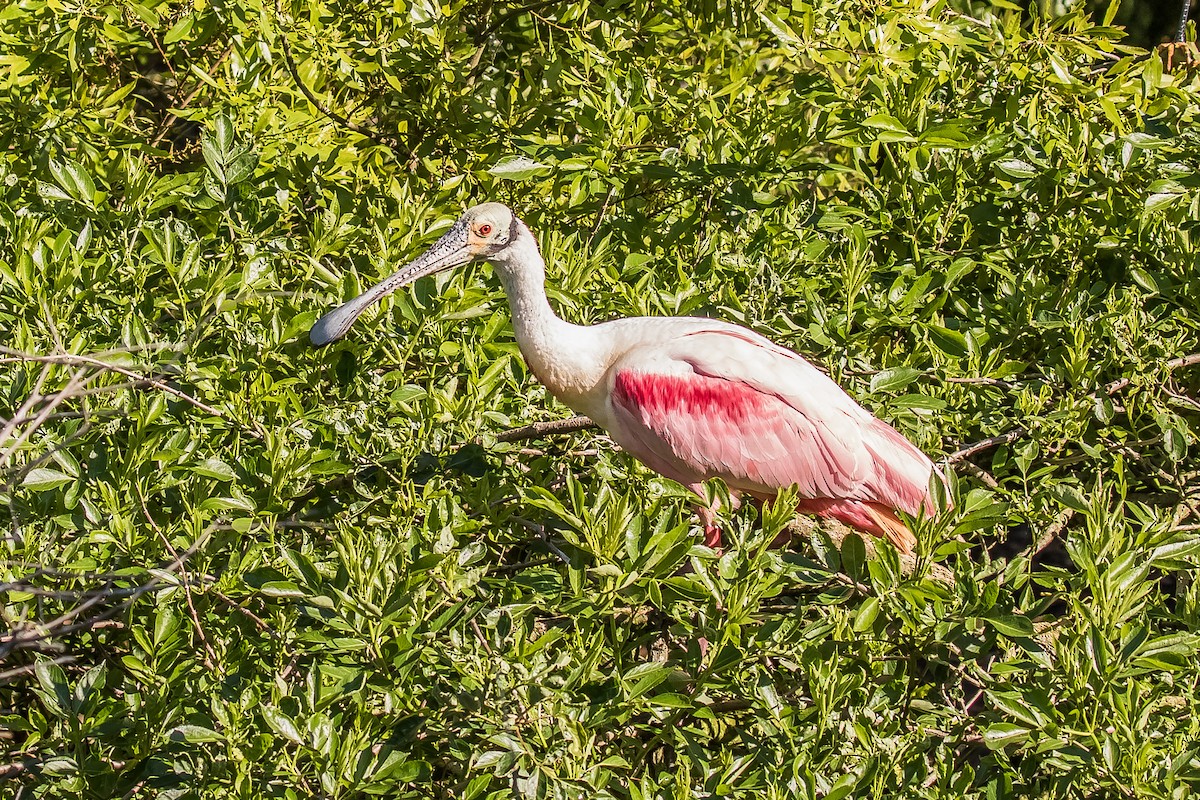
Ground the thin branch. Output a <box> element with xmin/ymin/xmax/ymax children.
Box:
<box><xmin>136</xmin><ymin>484</ymin><xmax>218</xmax><ymax>671</ymax></box>
<box><xmin>0</xmin><ymin>654</ymin><xmax>77</xmax><ymax>683</ymax></box>
<box><xmin>493</xmin><ymin>416</ymin><xmax>596</xmax><ymax>443</ymax></box>
<box><xmin>469</xmin><ymin>618</ymin><xmax>494</xmax><ymax>655</ymax></box>
<box><xmin>945</xmin><ymin>429</ymin><xmax>1026</xmax><ymax>465</ymax></box>
<box><xmin>586</xmin><ymin>185</ymin><xmax>617</xmax><ymax>252</ymax></box>
<box><xmin>512</xmin><ymin>516</ymin><xmax>571</xmax><ymax>564</ymax></box>
<box><xmin>1102</xmin><ymin>353</ymin><xmax>1200</xmax><ymax>396</ymax></box>
<box><xmin>487</xmin><ymin>556</ymin><xmax>557</xmax><ymax>574</ymax></box>
<box><xmin>944</xmin><ymin>376</ymin><xmax>1020</xmax><ymax>389</ymax></box>
<box><xmin>0</xmin><ymin>362</ymin><xmax>53</xmax><ymax>450</ymax></box>
<box><xmin>150</xmin><ymin>45</ymin><xmax>233</xmax><ymax>148</ymax></box>
<box><xmin>0</xmin><ymin>534</ymin><xmax>210</xmax><ymax>667</ymax></box>
<box><xmin>211</xmin><ymin>590</ymin><xmax>279</xmax><ymax>639</ymax></box>
<box><xmin>1167</xmin><ymin>353</ymin><xmax>1200</xmax><ymax>372</ymax></box>
<box><xmin>0</xmin><ymin>347</ymin><xmax>263</xmax><ymax>440</ymax></box>
<box><xmin>0</xmin><ymin>368</ymin><xmax>91</xmax><ymax>467</ymax></box>
<box><xmin>957</xmin><ymin>460</ymin><xmax>1000</xmax><ymax>490</ymax></box>
<box><xmin>1032</xmin><ymin>508</ymin><xmax>1076</xmax><ymax>557</ymax></box>
<box><xmin>275</xmin><ymin>14</ymin><xmax>407</xmax><ymax>156</ymax></box>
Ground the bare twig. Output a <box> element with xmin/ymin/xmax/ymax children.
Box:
<box><xmin>1102</xmin><ymin>353</ymin><xmax>1200</xmax><ymax>396</ymax></box>
<box><xmin>275</xmin><ymin>12</ymin><xmax>406</xmax><ymax>156</ymax></box>
<box><xmin>493</xmin><ymin>415</ymin><xmax>596</xmax><ymax>443</ymax></box>
<box><xmin>487</xmin><ymin>556</ymin><xmax>557</xmax><ymax>574</ymax></box>
<box><xmin>957</xmin><ymin>460</ymin><xmax>1000</xmax><ymax>490</ymax></box>
<box><xmin>0</xmin><ymin>347</ymin><xmax>264</xmax><ymax>440</ymax></box>
<box><xmin>944</xmin><ymin>353</ymin><xmax>1200</xmax><ymax>467</ymax></box>
<box><xmin>586</xmin><ymin>186</ymin><xmax>617</xmax><ymax>252</ymax></box>
<box><xmin>150</xmin><ymin>45</ymin><xmax>234</xmax><ymax>148</ymax></box>
<box><xmin>469</xmin><ymin>618</ymin><xmax>494</xmax><ymax>655</ymax></box>
<box><xmin>136</xmin><ymin>484</ymin><xmax>219</xmax><ymax>671</ymax></box>
<box><xmin>212</xmin><ymin>590</ymin><xmax>278</xmax><ymax>638</ymax></box>
<box><xmin>945</xmin><ymin>429</ymin><xmax>1026</xmax><ymax>465</ymax></box>
<box><xmin>945</xmin><ymin>376</ymin><xmax>1020</xmax><ymax>389</ymax></box>
<box><xmin>0</xmin><ymin>534</ymin><xmax>209</xmax><ymax>668</ymax></box>
<box><xmin>0</xmin><ymin>654</ymin><xmax>77</xmax><ymax>683</ymax></box>
<box><xmin>463</xmin><ymin>1</ymin><xmax>495</xmax><ymax>87</ymax></box>
<box><xmin>0</xmin><ymin>368</ymin><xmax>92</xmax><ymax>467</ymax></box>
<box><xmin>1032</xmin><ymin>508</ymin><xmax>1076</xmax><ymax>557</ymax></box>
<box><xmin>0</xmin><ymin>363</ymin><xmax>52</xmax><ymax>448</ymax></box>
<box><xmin>512</xmin><ymin>516</ymin><xmax>571</xmax><ymax>564</ymax></box>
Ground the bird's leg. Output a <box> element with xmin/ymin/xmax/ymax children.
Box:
<box><xmin>696</xmin><ymin>502</ymin><xmax>723</xmax><ymax>549</ymax></box>
<box><xmin>692</xmin><ymin>487</ymin><xmax>741</xmax><ymax>549</ymax></box>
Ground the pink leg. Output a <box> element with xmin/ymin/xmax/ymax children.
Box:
<box><xmin>697</xmin><ymin>503</ymin><xmax>723</xmax><ymax>549</ymax></box>
<box><xmin>691</xmin><ymin>487</ymin><xmax>742</xmax><ymax>549</ymax></box>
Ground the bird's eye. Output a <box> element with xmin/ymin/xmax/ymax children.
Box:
<box><xmin>478</xmin><ymin>224</ymin><xmax>493</xmax><ymax>236</ymax></box>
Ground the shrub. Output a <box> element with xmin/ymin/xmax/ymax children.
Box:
<box><xmin>1</xmin><ymin>1</ymin><xmax>1198</xmax><ymax>797</ymax></box>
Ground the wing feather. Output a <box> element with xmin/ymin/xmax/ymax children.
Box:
<box><xmin>603</xmin><ymin>329</ymin><xmax>936</xmax><ymax>515</ymax></box>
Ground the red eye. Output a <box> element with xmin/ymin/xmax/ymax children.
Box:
<box><xmin>478</xmin><ymin>224</ymin><xmax>492</xmax><ymax>236</ymax></box>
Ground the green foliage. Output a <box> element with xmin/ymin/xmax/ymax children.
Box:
<box><xmin>1</xmin><ymin>0</ymin><xmax>1199</xmax><ymax>797</ymax></box>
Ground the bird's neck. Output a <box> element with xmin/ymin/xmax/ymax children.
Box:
<box><xmin>494</xmin><ymin>234</ymin><xmax>610</xmax><ymax>414</ymax></box>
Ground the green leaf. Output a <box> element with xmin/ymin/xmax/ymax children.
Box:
<box><xmin>169</xmin><ymin>725</ymin><xmax>224</xmax><ymax>743</ymax></box>
<box><xmin>260</xmin><ymin>581</ymin><xmax>305</xmax><ymax>598</ymax></box>
<box><xmin>486</xmin><ymin>156</ymin><xmax>552</xmax><ymax>181</ymax></box>
<box><xmin>994</xmin><ymin>158</ymin><xmax>1039</xmax><ymax>179</ymax></box>
<box><xmin>852</xmin><ymin>596</ymin><xmax>880</xmax><ymax>632</ymax></box>
<box><xmin>163</xmin><ymin>14</ymin><xmax>194</xmax><ymax>44</ymax></box>
<box><xmin>262</xmin><ymin>706</ymin><xmax>304</xmax><ymax>744</ymax></box>
<box><xmin>983</xmin><ymin>723</ymin><xmax>1030</xmax><ymax>749</ymax></box>
<box><xmin>1048</xmin><ymin>484</ymin><xmax>1089</xmax><ymax>514</ymax></box>
<box><xmin>192</xmin><ymin>458</ymin><xmax>236</xmax><ymax>481</ymax></box>
<box><xmin>870</xmin><ymin>367</ymin><xmax>922</xmax><ymax>393</ymax></box>
<box><xmin>22</xmin><ymin>468</ymin><xmax>74</xmax><ymax>491</ymax></box>
<box><xmin>862</xmin><ymin>114</ymin><xmax>908</xmax><ymax>133</ymax></box>
<box><xmin>840</xmin><ymin>533</ymin><xmax>866</xmax><ymax>581</ymax></box>
<box><xmin>1144</xmin><ymin>192</ymin><xmax>1182</xmax><ymax>214</ymax></box>
<box><xmin>984</xmin><ymin>614</ymin><xmax>1035</xmax><ymax>638</ymax></box>
<box><xmin>926</xmin><ymin>324</ymin><xmax>969</xmax><ymax>357</ymax></box>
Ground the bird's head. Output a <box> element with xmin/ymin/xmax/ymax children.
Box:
<box><xmin>309</xmin><ymin>202</ymin><xmax>527</xmax><ymax>346</ymax></box>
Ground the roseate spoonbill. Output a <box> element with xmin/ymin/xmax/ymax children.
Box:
<box><xmin>311</xmin><ymin>203</ymin><xmax>943</xmax><ymax>553</ymax></box>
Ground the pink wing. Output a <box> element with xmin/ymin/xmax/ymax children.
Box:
<box><xmin>604</xmin><ymin>329</ymin><xmax>937</xmax><ymax>521</ymax></box>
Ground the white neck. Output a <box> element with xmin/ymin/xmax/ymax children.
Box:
<box><xmin>491</xmin><ymin>225</ymin><xmax>610</xmax><ymax>413</ymax></box>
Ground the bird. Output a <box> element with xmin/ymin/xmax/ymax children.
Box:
<box><xmin>310</xmin><ymin>202</ymin><xmax>945</xmax><ymax>554</ymax></box>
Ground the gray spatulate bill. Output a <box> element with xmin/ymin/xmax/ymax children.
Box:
<box><xmin>309</xmin><ymin>220</ymin><xmax>472</xmax><ymax>346</ymax></box>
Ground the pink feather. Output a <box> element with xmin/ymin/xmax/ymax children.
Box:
<box><xmin>602</xmin><ymin>328</ymin><xmax>942</xmax><ymax>552</ymax></box>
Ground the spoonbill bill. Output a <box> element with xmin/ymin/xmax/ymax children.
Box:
<box><xmin>310</xmin><ymin>203</ymin><xmax>944</xmax><ymax>553</ymax></box>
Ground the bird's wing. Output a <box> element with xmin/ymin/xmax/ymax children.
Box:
<box><xmin>604</xmin><ymin>327</ymin><xmax>934</xmax><ymax>514</ymax></box>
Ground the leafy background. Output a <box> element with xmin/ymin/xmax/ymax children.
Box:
<box><xmin>2</xmin><ymin>0</ymin><xmax>1199</xmax><ymax>797</ymax></box>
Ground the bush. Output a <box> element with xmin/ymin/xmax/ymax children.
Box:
<box><xmin>1</xmin><ymin>1</ymin><xmax>1198</xmax><ymax>797</ymax></box>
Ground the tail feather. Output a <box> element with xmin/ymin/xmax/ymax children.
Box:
<box><xmin>863</xmin><ymin>503</ymin><xmax>917</xmax><ymax>554</ymax></box>
<box><xmin>795</xmin><ymin>497</ymin><xmax>918</xmax><ymax>554</ymax></box>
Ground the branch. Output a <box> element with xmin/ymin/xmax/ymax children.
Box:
<box><xmin>0</xmin><ymin>655</ymin><xmax>78</xmax><ymax>683</ymax></box>
<box><xmin>493</xmin><ymin>415</ymin><xmax>596</xmax><ymax>443</ymax></box>
<box><xmin>276</xmin><ymin>19</ymin><xmax>407</xmax><ymax>157</ymax></box>
<box><xmin>1102</xmin><ymin>353</ymin><xmax>1200</xmax><ymax>396</ymax></box>
<box><xmin>149</xmin><ymin>45</ymin><xmax>234</xmax><ymax>148</ymax></box>
<box><xmin>1032</xmin><ymin>508</ymin><xmax>1076</xmax><ymax>557</ymax></box>
<box><xmin>944</xmin><ymin>353</ymin><xmax>1200</xmax><ymax>467</ymax></box>
<box><xmin>136</xmin><ymin>483</ymin><xmax>219</xmax><ymax>671</ymax></box>
<box><xmin>945</xmin><ymin>429</ymin><xmax>1026</xmax><ymax>465</ymax></box>
<box><xmin>0</xmin><ymin>347</ymin><xmax>263</xmax><ymax>440</ymax></box>
<box><xmin>0</xmin><ymin>534</ymin><xmax>210</xmax><ymax>667</ymax></box>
